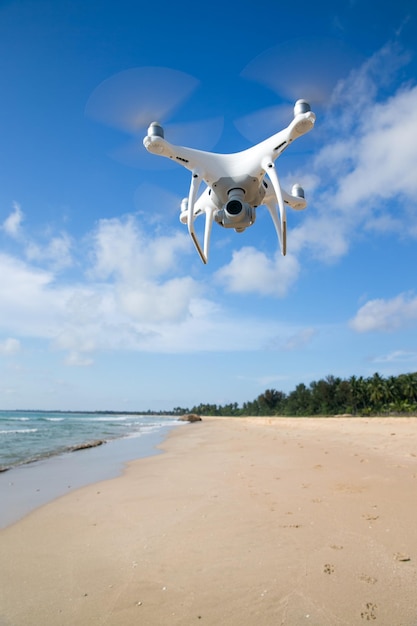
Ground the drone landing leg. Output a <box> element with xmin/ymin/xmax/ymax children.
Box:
<box><xmin>263</xmin><ymin>162</ymin><xmax>287</xmax><ymax>256</ymax></box>
<box><xmin>186</xmin><ymin>172</ymin><xmax>213</xmax><ymax>264</ymax></box>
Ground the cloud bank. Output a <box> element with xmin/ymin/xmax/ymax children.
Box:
<box><xmin>350</xmin><ymin>292</ymin><xmax>417</xmax><ymax>332</ymax></box>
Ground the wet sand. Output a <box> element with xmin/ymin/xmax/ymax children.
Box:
<box><xmin>1</xmin><ymin>416</ymin><xmax>417</xmax><ymax>625</ymax></box>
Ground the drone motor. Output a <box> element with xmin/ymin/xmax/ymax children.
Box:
<box><xmin>291</xmin><ymin>183</ymin><xmax>305</xmax><ymax>199</ymax></box>
<box><xmin>293</xmin><ymin>99</ymin><xmax>311</xmax><ymax>116</ymax></box>
<box><xmin>147</xmin><ymin>121</ymin><xmax>164</xmax><ymax>138</ymax></box>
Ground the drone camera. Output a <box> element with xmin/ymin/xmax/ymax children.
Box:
<box><xmin>215</xmin><ymin>188</ymin><xmax>255</xmax><ymax>231</ymax></box>
<box><xmin>226</xmin><ymin>199</ymin><xmax>244</xmax><ymax>215</ymax></box>
<box><xmin>225</xmin><ymin>188</ymin><xmax>246</xmax><ymax>218</ymax></box>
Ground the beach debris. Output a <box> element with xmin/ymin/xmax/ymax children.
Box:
<box><xmin>323</xmin><ymin>564</ymin><xmax>335</xmax><ymax>574</ymax></box>
<box><xmin>179</xmin><ymin>413</ymin><xmax>202</xmax><ymax>423</ymax></box>
<box><xmin>70</xmin><ymin>439</ymin><xmax>106</xmax><ymax>452</ymax></box>
<box><xmin>394</xmin><ymin>552</ymin><xmax>411</xmax><ymax>562</ymax></box>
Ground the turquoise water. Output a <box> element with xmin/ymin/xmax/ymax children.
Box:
<box><xmin>0</xmin><ymin>411</ymin><xmax>180</xmax><ymax>470</ymax></box>
<box><xmin>0</xmin><ymin>411</ymin><xmax>183</xmax><ymax>528</ymax></box>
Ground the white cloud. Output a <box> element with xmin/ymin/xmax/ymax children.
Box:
<box><xmin>90</xmin><ymin>216</ymin><xmax>200</xmax><ymax>323</ymax></box>
<box><xmin>215</xmin><ymin>247</ymin><xmax>300</xmax><ymax>297</ymax></box>
<box><xmin>90</xmin><ymin>215</ymin><xmax>191</xmax><ymax>281</ymax></box>
<box><xmin>119</xmin><ymin>277</ymin><xmax>198</xmax><ymax>322</ymax></box>
<box><xmin>64</xmin><ymin>351</ymin><xmax>94</xmax><ymax>367</ymax></box>
<box><xmin>281</xmin><ymin>327</ymin><xmax>317</xmax><ymax>351</ymax></box>
<box><xmin>0</xmin><ymin>337</ymin><xmax>21</xmax><ymax>355</ymax></box>
<box><xmin>25</xmin><ymin>233</ymin><xmax>73</xmax><ymax>270</ymax></box>
<box><xmin>292</xmin><ymin>42</ymin><xmax>417</xmax><ymax>262</ymax></box>
<box><xmin>0</xmin><ymin>253</ymin><xmax>67</xmax><ymax>336</ymax></box>
<box><xmin>291</xmin><ymin>214</ymin><xmax>350</xmax><ymax>261</ymax></box>
<box><xmin>350</xmin><ymin>292</ymin><xmax>417</xmax><ymax>332</ymax></box>
<box><xmin>3</xmin><ymin>216</ymin><xmax>302</xmax><ymax>361</ymax></box>
<box><xmin>371</xmin><ymin>349</ymin><xmax>417</xmax><ymax>363</ymax></box>
<box><xmin>2</xmin><ymin>203</ymin><xmax>74</xmax><ymax>270</ymax></box>
<box><xmin>334</xmin><ymin>87</ymin><xmax>417</xmax><ymax>208</ymax></box>
<box><xmin>2</xmin><ymin>202</ymin><xmax>23</xmax><ymax>238</ymax></box>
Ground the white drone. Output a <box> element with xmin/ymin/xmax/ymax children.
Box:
<box><xmin>143</xmin><ymin>99</ymin><xmax>315</xmax><ymax>264</ymax></box>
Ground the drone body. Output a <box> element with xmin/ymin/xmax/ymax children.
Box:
<box><xmin>143</xmin><ymin>99</ymin><xmax>315</xmax><ymax>263</ymax></box>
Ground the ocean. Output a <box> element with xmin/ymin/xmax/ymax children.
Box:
<box><xmin>0</xmin><ymin>410</ymin><xmax>180</xmax><ymax>471</ymax></box>
<box><xmin>0</xmin><ymin>411</ymin><xmax>182</xmax><ymax>528</ymax></box>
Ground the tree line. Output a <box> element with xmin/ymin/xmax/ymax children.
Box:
<box><xmin>172</xmin><ymin>372</ymin><xmax>417</xmax><ymax>417</ymax></box>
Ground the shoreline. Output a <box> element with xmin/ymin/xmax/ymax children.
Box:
<box><xmin>1</xmin><ymin>416</ymin><xmax>417</xmax><ymax>625</ymax></box>
<box><xmin>0</xmin><ymin>422</ymin><xmax>181</xmax><ymax>529</ymax></box>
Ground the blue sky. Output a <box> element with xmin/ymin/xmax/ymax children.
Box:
<box><xmin>0</xmin><ymin>0</ymin><xmax>416</xmax><ymax>411</ymax></box>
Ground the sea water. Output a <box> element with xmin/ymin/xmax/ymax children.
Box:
<box><xmin>0</xmin><ymin>411</ymin><xmax>180</xmax><ymax>470</ymax></box>
<box><xmin>0</xmin><ymin>411</ymin><xmax>182</xmax><ymax>528</ymax></box>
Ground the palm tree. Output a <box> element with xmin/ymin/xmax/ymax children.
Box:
<box><xmin>368</xmin><ymin>373</ymin><xmax>387</xmax><ymax>412</ymax></box>
<box><xmin>398</xmin><ymin>373</ymin><xmax>417</xmax><ymax>403</ymax></box>
<box><xmin>348</xmin><ymin>375</ymin><xmax>360</xmax><ymax>414</ymax></box>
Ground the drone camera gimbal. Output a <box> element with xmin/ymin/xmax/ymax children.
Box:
<box><xmin>214</xmin><ymin>188</ymin><xmax>256</xmax><ymax>232</ymax></box>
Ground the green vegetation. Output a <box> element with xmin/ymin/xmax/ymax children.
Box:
<box><xmin>174</xmin><ymin>372</ymin><xmax>417</xmax><ymax>417</ymax></box>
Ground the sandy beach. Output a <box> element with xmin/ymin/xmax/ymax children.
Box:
<box><xmin>1</xmin><ymin>416</ymin><xmax>417</xmax><ymax>625</ymax></box>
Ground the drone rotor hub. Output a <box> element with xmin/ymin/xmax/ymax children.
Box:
<box><xmin>147</xmin><ymin>121</ymin><xmax>164</xmax><ymax>138</ymax></box>
<box><xmin>294</xmin><ymin>99</ymin><xmax>311</xmax><ymax>116</ymax></box>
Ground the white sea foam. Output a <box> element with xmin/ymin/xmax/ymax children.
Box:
<box><xmin>82</xmin><ymin>416</ymin><xmax>130</xmax><ymax>422</ymax></box>
<box><xmin>0</xmin><ymin>428</ymin><xmax>38</xmax><ymax>435</ymax></box>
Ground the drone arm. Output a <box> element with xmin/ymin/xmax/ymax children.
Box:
<box><xmin>251</xmin><ymin>107</ymin><xmax>316</xmax><ymax>170</ymax></box>
<box><xmin>282</xmin><ymin>188</ymin><xmax>306</xmax><ymax>210</ymax></box>
<box><xmin>262</xmin><ymin>160</ymin><xmax>287</xmax><ymax>255</ymax></box>
<box><xmin>264</xmin><ymin>185</ymin><xmax>307</xmax><ymax>211</ymax></box>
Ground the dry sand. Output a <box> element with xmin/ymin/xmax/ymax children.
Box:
<box><xmin>1</xmin><ymin>416</ymin><xmax>417</xmax><ymax>625</ymax></box>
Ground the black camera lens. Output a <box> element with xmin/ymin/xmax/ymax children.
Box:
<box><xmin>226</xmin><ymin>200</ymin><xmax>243</xmax><ymax>215</ymax></box>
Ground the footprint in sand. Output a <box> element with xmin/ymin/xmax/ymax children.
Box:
<box><xmin>280</xmin><ymin>523</ymin><xmax>302</xmax><ymax>529</ymax></box>
<box><xmin>335</xmin><ymin>483</ymin><xmax>364</xmax><ymax>494</ymax></box>
<box><xmin>359</xmin><ymin>574</ymin><xmax>377</xmax><ymax>585</ymax></box>
<box><xmin>362</xmin><ymin>514</ymin><xmax>380</xmax><ymax>521</ymax></box>
<box><xmin>361</xmin><ymin>602</ymin><xmax>377</xmax><ymax>620</ymax></box>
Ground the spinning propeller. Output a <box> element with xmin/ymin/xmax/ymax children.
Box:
<box><xmin>85</xmin><ymin>67</ymin><xmax>224</xmax><ymax>169</ymax></box>
<box><xmin>235</xmin><ymin>38</ymin><xmax>362</xmax><ymax>144</ymax></box>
